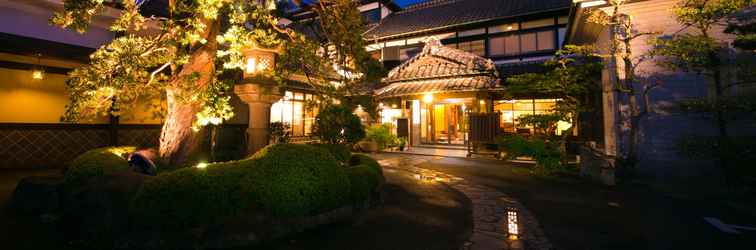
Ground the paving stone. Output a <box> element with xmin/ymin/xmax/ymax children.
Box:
<box><xmin>481</xmin><ymin>215</ymin><xmax>500</xmax><ymax>223</ymax></box>
<box><xmin>379</xmin><ymin>154</ymin><xmax>552</xmax><ymax>250</ymax></box>
<box><xmin>474</xmin><ymin>230</ymin><xmax>508</xmax><ymax>240</ymax></box>
<box><xmin>469</xmin><ymin>233</ymin><xmax>509</xmax><ymax>250</ymax></box>
<box><xmin>475</xmin><ymin>222</ymin><xmax>498</xmax><ymax>232</ymax></box>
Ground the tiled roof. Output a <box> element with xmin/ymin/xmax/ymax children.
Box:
<box><xmin>375</xmin><ymin>76</ymin><xmax>501</xmax><ymax>98</ymax></box>
<box><xmin>375</xmin><ymin>38</ymin><xmax>500</xmax><ymax>98</ymax></box>
<box><xmin>365</xmin><ymin>0</ymin><xmax>571</xmax><ymax>39</ymax></box>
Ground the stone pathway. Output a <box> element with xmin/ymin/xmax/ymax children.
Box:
<box><xmin>376</xmin><ymin>155</ymin><xmax>553</xmax><ymax>250</ymax></box>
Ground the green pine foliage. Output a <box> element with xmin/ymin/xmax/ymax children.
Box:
<box><xmin>52</xmin><ymin>0</ymin><xmax>381</xmax><ymax>131</ymax></box>
<box><xmin>496</xmin><ymin>135</ymin><xmax>562</xmax><ymax>171</ymax></box>
<box><xmin>504</xmin><ymin>45</ymin><xmax>602</xmax><ymax>170</ymax></box>
<box><xmin>313</xmin><ymin>105</ymin><xmax>366</xmax><ymax>144</ymax></box>
<box><xmin>505</xmin><ymin>45</ymin><xmax>603</xmax><ymax>122</ymax></box>
<box><xmin>52</xmin><ymin>0</ymin><xmax>287</xmax><ymax>127</ymax></box>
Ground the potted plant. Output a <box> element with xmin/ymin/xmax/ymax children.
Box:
<box><xmin>269</xmin><ymin>121</ymin><xmax>291</xmax><ymax>144</ymax></box>
<box><xmin>397</xmin><ymin>137</ymin><xmax>407</xmax><ymax>151</ymax></box>
<box><xmin>364</xmin><ymin>124</ymin><xmax>397</xmax><ymax>152</ymax></box>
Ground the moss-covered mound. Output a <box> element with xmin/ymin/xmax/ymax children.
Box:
<box><xmin>247</xmin><ymin>144</ymin><xmax>351</xmax><ymax>216</ymax></box>
<box><xmin>130</xmin><ymin>144</ymin><xmax>372</xmax><ymax>229</ymax></box>
<box><xmin>346</xmin><ymin>154</ymin><xmax>385</xmax><ymax>204</ymax></box>
<box><xmin>349</xmin><ymin>154</ymin><xmax>383</xmax><ymax>176</ymax></box>
<box><xmin>130</xmin><ymin>160</ymin><xmax>253</xmax><ymax>228</ymax></box>
<box><xmin>309</xmin><ymin>143</ymin><xmax>351</xmax><ymax>164</ymax></box>
<box><xmin>64</xmin><ymin>146</ymin><xmax>136</xmax><ymax>189</ymax></box>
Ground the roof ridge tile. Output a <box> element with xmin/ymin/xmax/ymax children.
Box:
<box><xmin>401</xmin><ymin>0</ymin><xmax>462</xmax><ymax>13</ymax></box>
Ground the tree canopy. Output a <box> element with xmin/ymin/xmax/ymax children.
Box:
<box><xmin>52</xmin><ymin>0</ymin><xmax>381</xmax><ymax>163</ymax></box>
<box><xmin>505</xmin><ymin>45</ymin><xmax>603</xmax><ymax>123</ymax></box>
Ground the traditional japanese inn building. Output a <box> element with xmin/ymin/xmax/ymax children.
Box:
<box><xmin>4</xmin><ymin>0</ymin><xmax>750</xmax><ymax>184</ymax></box>
<box><xmin>0</xmin><ymin>0</ymin><xmax>574</xmax><ymax>168</ymax></box>
<box><xmin>363</xmin><ymin>0</ymin><xmax>573</xmax><ymax>146</ymax></box>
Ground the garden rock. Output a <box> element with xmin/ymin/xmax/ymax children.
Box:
<box><xmin>128</xmin><ymin>149</ymin><xmax>157</xmax><ymax>176</ymax></box>
<box><xmin>11</xmin><ymin>175</ymin><xmax>64</xmax><ymax>215</ymax></box>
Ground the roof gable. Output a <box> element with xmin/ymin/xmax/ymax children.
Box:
<box><xmin>375</xmin><ymin>37</ymin><xmax>501</xmax><ymax>98</ymax></box>
<box><xmin>384</xmin><ymin>38</ymin><xmax>498</xmax><ymax>83</ymax></box>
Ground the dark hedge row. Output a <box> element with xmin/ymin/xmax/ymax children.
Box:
<box><xmin>65</xmin><ymin>144</ymin><xmax>384</xmax><ymax>230</ymax></box>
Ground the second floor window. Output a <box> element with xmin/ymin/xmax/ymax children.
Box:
<box><xmin>457</xmin><ymin>40</ymin><xmax>485</xmax><ymax>56</ymax></box>
<box><xmin>488</xmin><ymin>30</ymin><xmax>555</xmax><ymax>57</ymax></box>
<box><xmin>399</xmin><ymin>46</ymin><xmax>422</xmax><ymax>62</ymax></box>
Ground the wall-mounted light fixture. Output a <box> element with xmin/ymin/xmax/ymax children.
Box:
<box><xmin>573</xmin><ymin>0</ymin><xmax>607</xmax><ymax>8</ymax></box>
<box><xmin>31</xmin><ymin>54</ymin><xmax>45</xmax><ymax>80</ymax></box>
<box><xmin>423</xmin><ymin>93</ymin><xmax>434</xmax><ymax>104</ymax></box>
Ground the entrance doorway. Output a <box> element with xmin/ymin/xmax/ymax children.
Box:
<box><xmin>421</xmin><ymin>99</ymin><xmax>470</xmax><ymax>145</ymax></box>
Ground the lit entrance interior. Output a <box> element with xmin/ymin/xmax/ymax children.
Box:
<box><xmin>421</xmin><ymin>98</ymin><xmax>471</xmax><ymax>145</ymax></box>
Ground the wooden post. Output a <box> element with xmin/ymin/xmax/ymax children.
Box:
<box><xmin>108</xmin><ymin>97</ymin><xmax>119</xmax><ymax>146</ymax></box>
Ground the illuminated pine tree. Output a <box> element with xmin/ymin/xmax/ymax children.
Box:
<box><xmin>52</xmin><ymin>0</ymin><xmax>377</xmax><ymax>165</ymax></box>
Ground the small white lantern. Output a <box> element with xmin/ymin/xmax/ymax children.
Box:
<box><xmin>507</xmin><ymin>207</ymin><xmax>519</xmax><ymax>239</ymax></box>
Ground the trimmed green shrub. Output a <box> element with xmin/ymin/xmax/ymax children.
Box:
<box><xmin>130</xmin><ymin>144</ymin><xmax>383</xmax><ymax>229</ymax></box>
<box><xmin>310</xmin><ymin>143</ymin><xmax>351</xmax><ymax>164</ymax></box>
<box><xmin>349</xmin><ymin>154</ymin><xmax>382</xmax><ymax>176</ymax></box>
<box><xmin>497</xmin><ymin>135</ymin><xmax>562</xmax><ymax>170</ymax></box>
<box><xmin>130</xmin><ymin>160</ymin><xmax>253</xmax><ymax>229</ymax></box>
<box><xmin>365</xmin><ymin>123</ymin><xmax>397</xmax><ymax>150</ymax></box>
<box><xmin>65</xmin><ymin>146</ymin><xmax>136</xmax><ymax>189</ymax></box>
<box><xmin>346</xmin><ymin>165</ymin><xmax>383</xmax><ymax>204</ymax></box>
<box><xmin>246</xmin><ymin>144</ymin><xmax>351</xmax><ymax>216</ymax></box>
<box><xmin>346</xmin><ymin>154</ymin><xmax>384</xmax><ymax>204</ymax></box>
<box><xmin>313</xmin><ymin>105</ymin><xmax>365</xmax><ymax>144</ymax></box>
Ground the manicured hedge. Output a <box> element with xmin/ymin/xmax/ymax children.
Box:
<box><xmin>346</xmin><ymin>154</ymin><xmax>384</xmax><ymax>205</ymax></box>
<box><xmin>247</xmin><ymin>144</ymin><xmax>350</xmax><ymax>216</ymax></box>
<box><xmin>64</xmin><ymin>146</ymin><xmax>136</xmax><ymax>189</ymax></box>
<box><xmin>349</xmin><ymin>154</ymin><xmax>382</xmax><ymax>176</ymax></box>
<box><xmin>130</xmin><ymin>160</ymin><xmax>252</xmax><ymax>229</ymax></box>
<box><xmin>310</xmin><ymin>143</ymin><xmax>351</xmax><ymax>164</ymax></box>
<box><xmin>130</xmin><ymin>144</ymin><xmax>354</xmax><ymax>229</ymax></box>
<box><xmin>346</xmin><ymin>165</ymin><xmax>383</xmax><ymax>204</ymax></box>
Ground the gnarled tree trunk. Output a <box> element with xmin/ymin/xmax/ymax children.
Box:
<box><xmin>159</xmin><ymin>20</ymin><xmax>220</xmax><ymax>166</ymax></box>
<box><xmin>160</xmin><ymin>88</ymin><xmax>203</xmax><ymax>166</ymax></box>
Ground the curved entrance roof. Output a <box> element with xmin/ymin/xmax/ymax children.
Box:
<box><xmin>374</xmin><ymin>38</ymin><xmax>501</xmax><ymax>98</ymax></box>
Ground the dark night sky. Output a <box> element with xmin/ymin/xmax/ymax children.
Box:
<box><xmin>393</xmin><ymin>0</ymin><xmax>429</xmax><ymax>7</ymax></box>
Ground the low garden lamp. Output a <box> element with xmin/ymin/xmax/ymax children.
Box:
<box><xmin>507</xmin><ymin>207</ymin><xmax>519</xmax><ymax>240</ymax></box>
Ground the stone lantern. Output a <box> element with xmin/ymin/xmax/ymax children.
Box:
<box><xmin>234</xmin><ymin>47</ymin><xmax>282</xmax><ymax>155</ymax></box>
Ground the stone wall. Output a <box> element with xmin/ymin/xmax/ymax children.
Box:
<box><xmin>0</xmin><ymin>123</ymin><xmax>247</xmax><ymax>169</ymax></box>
